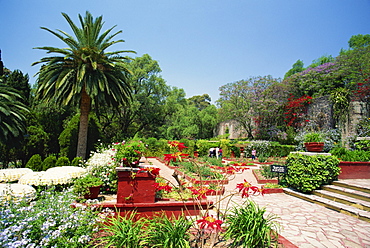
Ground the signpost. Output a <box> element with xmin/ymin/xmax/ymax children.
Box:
<box><xmin>270</xmin><ymin>164</ymin><xmax>288</xmax><ymax>182</ymax></box>
<box><xmin>271</xmin><ymin>164</ymin><xmax>288</xmax><ymax>174</ymax></box>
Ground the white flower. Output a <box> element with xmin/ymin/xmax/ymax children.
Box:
<box><xmin>0</xmin><ymin>168</ymin><xmax>33</xmax><ymax>182</ymax></box>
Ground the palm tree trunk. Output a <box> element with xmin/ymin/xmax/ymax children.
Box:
<box><xmin>76</xmin><ymin>87</ymin><xmax>91</xmax><ymax>159</ymax></box>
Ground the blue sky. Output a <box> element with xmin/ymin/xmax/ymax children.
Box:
<box><xmin>1</xmin><ymin>0</ymin><xmax>369</xmax><ymax>102</ymax></box>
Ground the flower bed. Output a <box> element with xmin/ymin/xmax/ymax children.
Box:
<box><xmin>252</xmin><ymin>169</ymin><xmax>278</xmax><ymax>184</ymax></box>
<box><xmin>174</xmin><ymin>168</ymin><xmax>229</xmax><ymax>185</ymax></box>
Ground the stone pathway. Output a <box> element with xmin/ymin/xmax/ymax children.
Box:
<box><xmin>145</xmin><ymin>158</ymin><xmax>370</xmax><ymax>248</ymax></box>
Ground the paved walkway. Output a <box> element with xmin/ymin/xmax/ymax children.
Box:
<box><xmin>145</xmin><ymin>158</ymin><xmax>370</xmax><ymax>248</ymax></box>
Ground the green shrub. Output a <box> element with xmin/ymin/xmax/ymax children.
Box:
<box><xmin>224</xmin><ymin>200</ymin><xmax>279</xmax><ymax>247</ymax></box>
<box><xmin>145</xmin><ymin>138</ymin><xmax>168</xmax><ymax>157</ymax></box>
<box><xmin>42</xmin><ymin>155</ymin><xmax>57</xmax><ymax>171</ymax></box>
<box><xmin>55</xmin><ymin>156</ymin><xmax>70</xmax><ymax>167</ymax></box>
<box><xmin>354</xmin><ymin>140</ymin><xmax>370</xmax><ymax>151</ymax></box>
<box><xmin>281</xmin><ymin>153</ymin><xmax>340</xmax><ymax>193</ymax></box>
<box><xmin>269</xmin><ymin>144</ymin><xmax>296</xmax><ymax>157</ymax></box>
<box><xmin>330</xmin><ymin>148</ymin><xmax>370</xmax><ymax>162</ymax></box>
<box><xmin>71</xmin><ymin>157</ymin><xmax>83</xmax><ymax>167</ymax></box>
<box><xmin>196</xmin><ymin>140</ymin><xmax>220</xmax><ymax>157</ymax></box>
<box><xmin>198</xmin><ymin>156</ymin><xmax>224</xmax><ymax>167</ymax></box>
<box><xmin>26</xmin><ymin>154</ymin><xmax>43</xmax><ymax>171</ymax></box>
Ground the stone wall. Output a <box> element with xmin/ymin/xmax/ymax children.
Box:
<box><xmin>214</xmin><ymin>119</ymin><xmax>246</xmax><ymax>139</ymax></box>
<box><xmin>305</xmin><ymin>95</ymin><xmax>334</xmax><ymax>131</ymax></box>
<box><xmin>215</xmin><ymin>96</ymin><xmax>368</xmax><ymax>141</ymax></box>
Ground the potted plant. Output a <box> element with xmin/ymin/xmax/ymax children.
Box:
<box><xmin>73</xmin><ymin>174</ymin><xmax>103</xmax><ymax>199</ymax></box>
<box><xmin>303</xmin><ymin>132</ymin><xmax>325</xmax><ymax>152</ymax></box>
<box><xmin>113</xmin><ymin>140</ymin><xmax>147</xmax><ymax>167</ymax></box>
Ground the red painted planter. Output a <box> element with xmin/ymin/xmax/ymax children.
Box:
<box><xmin>262</xmin><ymin>187</ymin><xmax>284</xmax><ymax>194</ymax></box>
<box><xmin>95</xmin><ymin>167</ymin><xmax>214</xmax><ymax>219</ymax></box>
<box><xmin>116</xmin><ymin>167</ymin><xmax>156</xmax><ymax>204</ymax></box>
<box><xmin>338</xmin><ymin>161</ymin><xmax>370</xmax><ymax>179</ymax></box>
<box><xmin>304</xmin><ymin>142</ymin><xmax>324</xmax><ymax>152</ymax></box>
<box><xmin>102</xmin><ymin>199</ymin><xmax>212</xmax><ymax>219</ymax></box>
<box><xmin>84</xmin><ymin>185</ymin><xmax>101</xmax><ymax>199</ymax></box>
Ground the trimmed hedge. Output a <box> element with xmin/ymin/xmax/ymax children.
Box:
<box><xmin>281</xmin><ymin>153</ymin><xmax>340</xmax><ymax>193</ymax></box>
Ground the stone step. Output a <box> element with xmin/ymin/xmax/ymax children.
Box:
<box><xmin>283</xmin><ymin>188</ymin><xmax>370</xmax><ymax>223</ymax></box>
<box><xmin>313</xmin><ymin>188</ymin><xmax>370</xmax><ymax>212</ymax></box>
<box><xmin>321</xmin><ymin>184</ymin><xmax>370</xmax><ymax>203</ymax></box>
<box><xmin>332</xmin><ymin>180</ymin><xmax>370</xmax><ymax>194</ymax></box>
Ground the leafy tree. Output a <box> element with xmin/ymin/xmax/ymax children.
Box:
<box><xmin>98</xmin><ymin>54</ymin><xmax>171</xmax><ymax>140</ymax></box>
<box><xmin>5</xmin><ymin>70</ymin><xmax>31</xmax><ymax>105</ymax></box>
<box><xmin>33</xmin><ymin>11</ymin><xmax>134</xmax><ymax>159</ymax></box>
<box><xmin>0</xmin><ymin>83</ymin><xmax>29</xmax><ymax>143</ymax></box>
<box><xmin>348</xmin><ymin>34</ymin><xmax>370</xmax><ymax>49</ymax></box>
<box><xmin>284</xmin><ymin>60</ymin><xmax>305</xmax><ymax>79</ymax></box>
<box><xmin>34</xmin><ymin>103</ymin><xmax>74</xmax><ymax>155</ymax></box>
<box><xmin>187</xmin><ymin>94</ymin><xmax>211</xmax><ymax>110</ymax></box>
<box><xmin>217</xmin><ymin>76</ymin><xmax>285</xmax><ymax>139</ymax></box>
<box><xmin>166</xmin><ymin>104</ymin><xmax>217</xmax><ymax>139</ymax></box>
<box><xmin>23</xmin><ymin>125</ymin><xmax>49</xmax><ymax>162</ymax></box>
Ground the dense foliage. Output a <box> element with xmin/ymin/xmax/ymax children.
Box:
<box><xmin>282</xmin><ymin>153</ymin><xmax>340</xmax><ymax>193</ymax></box>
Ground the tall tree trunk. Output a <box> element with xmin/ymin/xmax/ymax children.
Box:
<box><xmin>76</xmin><ymin>87</ymin><xmax>91</xmax><ymax>159</ymax></box>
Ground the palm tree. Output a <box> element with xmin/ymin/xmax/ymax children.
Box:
<box><xmin>33</xmin><ymin>11</ymin><xmax>135</xmax><ymax>159</ymax></box>
<box><xmin>0</xmin><ymin>83</ymin><xmax>29</xmax><ymax>143</ymax></box>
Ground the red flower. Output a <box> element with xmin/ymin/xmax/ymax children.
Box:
<box><xmin>163</xmin><ymin>152</ymin><xmax>188</xmax><ymax>163</ymax></box>
<box><xmin>141</xmin><ymin>167</ymin><xmax>161</xmax><ymax>176</ymax></box>
<box><xmin>188</xmin><ymin>186</ymin><xmax>215</xmax><ymax>199</ymax></box>
<box><xmin>236</xmin><ymin>180</ymin><xmax>263</xmax><ymax>198</ymax></box>
<box><xmin>152</xmin><ymin>182</ymin><xmax>172</xmax><ymax>192</ymax></box>
<box><xmin>221</xmin><ymin>166</ymin><xmax>240</xmax><ymax>175</ymax></box>
<box><xmin>197</xmin><ymin>215</ymin><xmax>223</xmax><ymax>231</ymax></box>
<box><xmin>167</xmin><ymin>141</ymin><xmax>188</xmax><ymax>151</ymax></box>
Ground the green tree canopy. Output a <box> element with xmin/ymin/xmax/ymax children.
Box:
<box><xmin>348</xmin><ymin>34</ymin><xmax>370</xmax><ymax>49</ymax></box>
<box><xmin>217</xmin><ymin>75</ymin><xmax>285</xmax><ymax>139</ymax></box>
<box><xmin>187</xmin><ymin>94</ymin><xmax>211</xmax><ymax>110</ymax></box>
<box><xmin>284</xmin><ymin>60</ymin><xmax>305</xmax><ymax>79</ymax></box>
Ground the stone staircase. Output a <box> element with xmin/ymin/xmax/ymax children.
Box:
<box><xmin>283</xmin><ymin>179</ymin><xmax>370</xmax><ymax>223</ymax></box>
